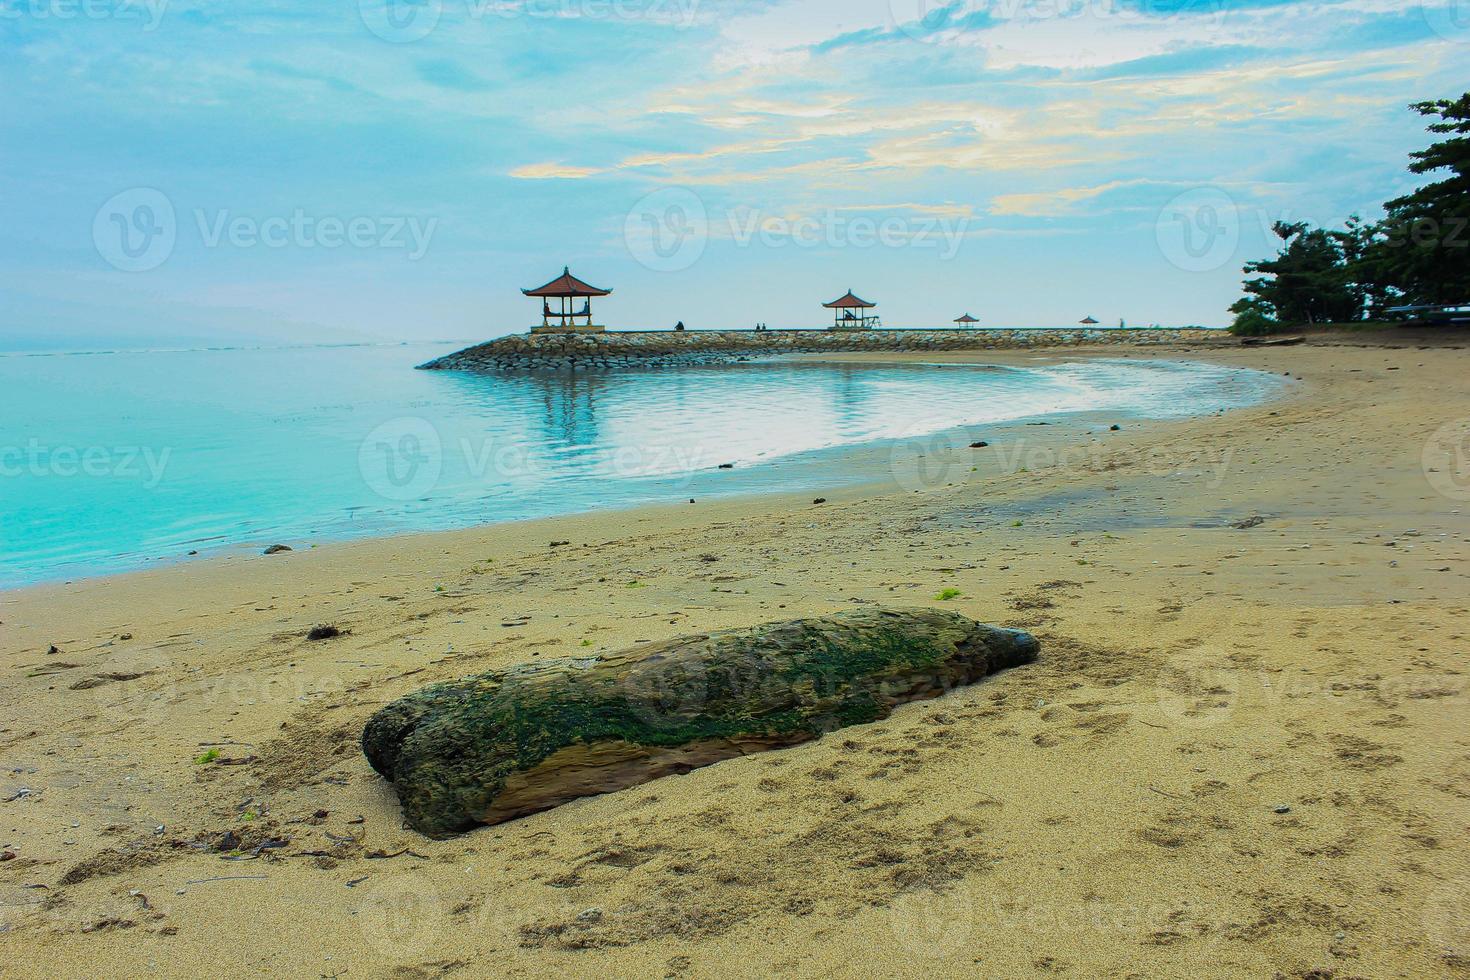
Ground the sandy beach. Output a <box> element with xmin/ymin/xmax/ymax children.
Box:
<box><xmin>2</xmin><ymin>338</ymin><xmax>1467</xmax><ymax>978</ymax></box>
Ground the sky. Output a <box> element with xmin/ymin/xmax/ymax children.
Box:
<box><xmin>0</xmin><ymin>0</ymin><xmax>1464</xmax><ymax>350</ymax></box>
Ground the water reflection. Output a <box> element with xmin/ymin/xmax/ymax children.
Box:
<box><xmin>0</xmin><ymin>346</ymin><xmax>1287</xmax><ymax>586</ymax></box>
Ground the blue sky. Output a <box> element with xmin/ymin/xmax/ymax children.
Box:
<box><xmin>0</xmin><ymin>0</ymin><xmax>1463</xmax><ymax>349</ymax></box>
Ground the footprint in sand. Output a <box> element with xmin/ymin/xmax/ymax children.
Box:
<box><xmin>77</xmin><ymin>647</ymin><xmax>177</xmax><ymax>730</ymax></box>
<box><xmin>1150</xmin><ymin>648</ymin><xmax>1246</xmax><ymax>729</ymax></box>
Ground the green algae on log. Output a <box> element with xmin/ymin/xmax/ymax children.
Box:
<box><xmin>363</xmin><ymin>607</ymin><xmax>1039</xmax><ymax>837</ymax></box>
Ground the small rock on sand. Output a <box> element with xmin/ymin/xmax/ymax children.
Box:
<box><xmin>264</xmin><ymin>544</ymin><xmax>292</xmax><ymax>555</ymax></box>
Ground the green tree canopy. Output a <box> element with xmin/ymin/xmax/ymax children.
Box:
<box><xmin>1230</xmin><ymin>92</ymin><xmax>1469</xmax><ymax>334</ymax></box>
<box><xmin>1365</xmin><ymin>94</ymin><xmax>1470</xmax><ymax>306</ymax></box>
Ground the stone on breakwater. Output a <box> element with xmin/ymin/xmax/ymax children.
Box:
<box><xmin>418</xmin><ymin>328</ymin><xmax>1226</xmax><ymax>373</ymax></box>
<box><xmin>363</xmin><ymin>607</ymin><xmax>1038</xmax><ymax>836</ymax></box>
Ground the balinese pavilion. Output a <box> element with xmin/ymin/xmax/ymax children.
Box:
<box><xmin>525</xmin><ymin>267</ymin><xmax>612</xmax><ymax>334</ymax></box>
<box><xmin>954</xmin><ymin>313</ymin><xmax>979</xmax><ymax>327</ymax></box>
<box><xmin>823</xmin><ymin>290</ymin><xmax>880</xmax><ymax>330</ymax></box>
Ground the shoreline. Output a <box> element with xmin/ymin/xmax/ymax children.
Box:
<box><xmin>3</xmin><ymin>349</ymin><xmax>1289</xmax><ymax>594</ymax></box>
<box><xmin>420</xmin><ymin>326</ymin><xmax>1227</xmax><ymax>372</ymax></box>
<box><xmin>2</xmin><ymin>340</ymin><xmax>1466</xmax><ymax>977</ymax></box>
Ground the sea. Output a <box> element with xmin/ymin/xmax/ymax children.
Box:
<box><xmin>0</xmin><ymin>342</ymin><xmax>1289</xmax><ymax>587</ymax></box>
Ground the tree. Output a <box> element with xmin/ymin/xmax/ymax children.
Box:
<box><xmin>1362</xmin><ymin>94</ymin><xmax>1470</xmax><ymax>307</ymax></box>
<box><xmin>1228</xmin><ymin>92</ymin><xmax>1470</xmax><ymax>331</ymax></box>
<box><xmin>1229</xmin><ymin>221</ymin><xmax>1360</xmax><ymax>333</ymax></box>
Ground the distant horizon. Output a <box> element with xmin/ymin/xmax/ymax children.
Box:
<box><xmin>0</xmin><ymin>320</ymin><xmax>1230</xmax><ymax>355</ymax></box>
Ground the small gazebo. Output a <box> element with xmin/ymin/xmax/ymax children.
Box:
<box><xmin>525</xmin><ymin>267</ymin><xmax>612</xmax><ymax>334</ymax></box>
<box><xmin>824</xmin><ymin>290</ymin><xmax>880</xmax><ymax>331</ymax></box>
<box><xmin>954</xmin><ymin>313</ymin><xmax>979</xmax><ymax>327</ymax></box>
<box><xmin>1079</xmin><ymin>316</ymin><xmax>1099</xmax><ymax>325</ymax></box>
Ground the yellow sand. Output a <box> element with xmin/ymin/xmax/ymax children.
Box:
<box><xmin>1</xmin><ymin>340</ymin><xmax>1467</xmax><ymax>978</ymax></box>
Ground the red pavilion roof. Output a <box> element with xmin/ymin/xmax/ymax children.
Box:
<box><xmin>823</xmin><ymin>290</ymin><xmax>876</xmax><ymax>309</ymax></box>
<box><xmin>954</xmin><ymin>313</ymin><xmax>979</xmax><ymax>323</ymax></box>
<box><xmin>523</xmin><ymin>267</ymin><xmax>612</xmax><ymax>298</ymax></box>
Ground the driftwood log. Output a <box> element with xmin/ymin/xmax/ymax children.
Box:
<box><xmin>363</xmin><ymin>607</ymin><xmax>1039</xmax><ymax>836</ymax></box>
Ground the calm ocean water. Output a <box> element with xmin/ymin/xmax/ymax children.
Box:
<box><xmin>0</xmin><ymin>343</ymin><xmax>1286</xmax><ymax>587</ymax></box>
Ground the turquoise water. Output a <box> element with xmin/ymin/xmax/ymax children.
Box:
<box><xmin>0</xmin><ymin>344</ymin><xmax>1285</xmax><ymax>587</ymax></box>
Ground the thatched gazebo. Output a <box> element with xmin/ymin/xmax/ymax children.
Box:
<box><xmin>824</xmin><ymin>290</ymin><xmax>879</xmax><ymax>330</ymax></box>
<box><xmin>525</xmin><ymin>267</ymin><xmax>612</xmax><ymax>334</ymax></box>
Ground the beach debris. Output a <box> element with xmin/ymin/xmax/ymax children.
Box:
<box><xmin>1239</xmin><ymin>335</ymin><xmax>1304</xmax><ymax>347</ymax></box>
<box><xmin>549</xmin><ymin>540</ymin><xmax>571</xmax><ymax>548</ymax></box>
<box><xmin>718</xmin><ymin>462</ymin><xmax>734</xmax><ymax>469</ymax></box>
<box><xmin>1273</xmin><ymin>805</ymin><xmax>1293</xmax><ymax>814</ymax></box>
<box><xmin>363</xmin><ymin>607</ymin><xmax>1038</xmax><ymax>836</ymax></box>
<box><xmin>306</xmin><ymin>625</ymin><xmax>343</xmax><ymax>642</ymax></box>
<box><xmin>1110</xmin><ymin>424</ymin><xmax>1122</xmax><ymax>431</ymax></box>
<box><xmin>1232</xmin><ymin>516</ymin><xmax>1266</xmax><ymax>530</ymax></box>
<box><xmin>970</xmin><ymin>441</ymin><xmax>989</xmax><ymax>449</ymax></box>
<box><xmin>47</xmin><ymin>645</ymin><xmax>61</xmax><ymax>655</ymax></box>
<box><xmin>263</xmin><ymin>545</ymin><xmax>292</xmax><ymax>555</ymax></box>
<box><xmin>813</xmin><ymin>498</ymin><xmax>828</xmax><ymax>505</ymax></box>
